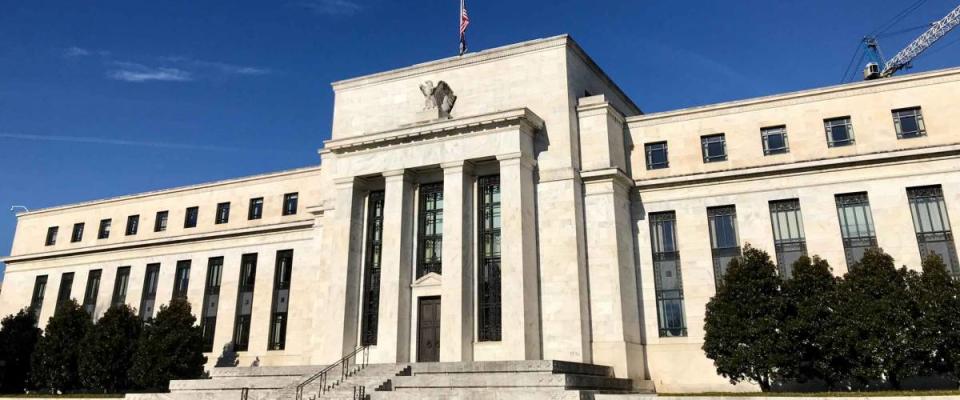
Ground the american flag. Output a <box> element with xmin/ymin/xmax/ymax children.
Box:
<box><xmin>459</xmin><ymin>0</ymin><xmax>470</xmax><ymax>56</ymax></box>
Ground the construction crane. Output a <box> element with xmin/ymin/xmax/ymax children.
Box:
<box><xmin>863</xmin><ymin>3</ymin><xmax>960</xmax><ymax>80</ymax></box>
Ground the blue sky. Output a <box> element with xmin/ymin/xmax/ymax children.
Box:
<box><xmin>2</xmin><ymin>0</ymin><xmax>959</xmax><ymax>281</ymax></box>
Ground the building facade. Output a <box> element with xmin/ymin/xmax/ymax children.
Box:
<box><xmin>2</xmin><ymin>35</ymin><xmax>959</xmax><ymax>393</ymax></box>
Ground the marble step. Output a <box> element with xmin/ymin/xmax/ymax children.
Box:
<box><xmin>170</xmin><ymin>375</ymin><xmax>302</xmax><ymax>391</ymax></box>
<box><xmin>368</xmin><ymin>388</ymin><xmax>598</xmax><ymax>400</ymax></box>
<box><xmin>409</xmin><ymin>360</ymin><xmax>614</xmax><ymax>377</ymax></box>
<box><xmin>210</xmin><ymin>365</ymin><xmax>327</xmax><ymax>378</ymax></box>
<box><xmin>389</xmin><ymin>372</ymin><xmax>633</xmax><ymax>391</ymax></box>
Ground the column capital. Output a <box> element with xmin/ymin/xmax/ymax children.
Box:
<box><xmin>382</xmin><ymin>169</ymin><xmax>413</xmax><ymax>182</ymax></box>
<box><xmin>441</xmin><ymin>160</ymin><xmax>474</xmax><ymax>174</ymax></box>
<box><xmin>496</xmin><ymin>152</ymin><xmax>536</xmax><ymax>169</ymax></box>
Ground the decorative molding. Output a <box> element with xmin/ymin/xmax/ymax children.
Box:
<box><xmin>581</xmin><ymin>167</ymin><xmax>634</xmax><ymax>189</ymax></box>
<box><xmin>323</xmin><ymin>108</ymin><xmax>544</xmax><ymax>155</ymax></box>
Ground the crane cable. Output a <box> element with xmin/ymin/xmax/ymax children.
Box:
<box><xmin>840</xmin><ymin>0</ymin><xmax>931</xmax><ymax>83</ymax></box>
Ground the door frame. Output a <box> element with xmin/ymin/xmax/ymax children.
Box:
<box><xmin>416</xmin><ymin>296</ymin><xmax>441</xmax><ymax>362</ymax></box>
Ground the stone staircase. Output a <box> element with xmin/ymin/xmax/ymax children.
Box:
<box><xmin>124</xmin><ymin>360</ymin><xmax>655</xmax><ymax>400</ymax></box>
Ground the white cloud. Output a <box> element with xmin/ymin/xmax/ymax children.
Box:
<box><xmin>160</xmin><ymin>56</ymin><xmax>271</xmax><ymax>76</ymax></box>
<box><xmin>0</xmin><ymin>132</ymin><xmax>238</xmax><ymax>152</ymax></box>
<box><xmin>64</xmin><ymin>46</ymin><xmax>91</xmax><ymax>57</ymax></box>
<box><xmin>300</xmin><ymin>0</ymin><xmax>362</xmax><ymax>16</ymax></box>
<box><xmin>107</xmin><ymin>62</ymin><xmax>194</xmax><ymax>82</ymax></box>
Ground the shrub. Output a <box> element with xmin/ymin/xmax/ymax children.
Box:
<box><xmin>913</xmin><ymin>254</ymin><xmax>960</xmax><ymax>385</ymax></box>
<box><xmin>0</xmin><ymin>309</ymin><xmax>42</xmax><ymax>393</ymax></box>
<box><xmin>30</xmin><ymin>300</ymin><xmax>93</xmax><ymax>393</ymax></box>
<box><xmin>129</xmin><ymin>298</ymin><xmax>206</xmax><ymax>391</ymax></box>
<box><xmin>703</xmin><ymin>245</ymin><xmax>785</xmax><ymax>391</ymax></box>
<box><xmin>79</xmin><ymin>305</ymin><xmax>142</xmax><ymax>393</ymax></box>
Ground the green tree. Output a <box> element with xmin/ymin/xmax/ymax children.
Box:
<box><xmin>834</xmin><ymin>248</ymin><xmax>923</xmax><ymax>389</ymax></box>
<box><xmin>779</xmin><ymin>256</ymin><xmax>849</xmax><ymax>388</ymax></box>
<box><xmin>913</xmin><ymin>254</ymin><xmax>960</xmax><ymax>385</ymax></box>
<box><xmin>30</xmin><ymin>300</ymin><xmax>93</xmax><ymax>393</ymax></box>
<box><xmin>129</xmin><ymin>298</ymin><xmax>206</xmax><ymax>391</ymax></box>
<box><xmin>703</xmin><ymin>245</ymin><xmax>785</xmax><ymax>391</ymax></box>
<box><xmin>0</xmin><ymin>309</ymin><xmax>42</xmax><ymax>393</ymax></box>
<box><xmin>79</xmin><ymin>305</ymin><xmax>142</xmax><ymax>393</ymax></box>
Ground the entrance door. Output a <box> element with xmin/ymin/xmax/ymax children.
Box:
<box><xmin>417</xmin><ymin>296</ymin><xmax>441</xmax><ymax>362</ymax></box>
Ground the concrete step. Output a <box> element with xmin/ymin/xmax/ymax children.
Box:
<box><xmin>390</xmin><ymin>372</ymin><xmax>632</xmax><ymax>391</ymax></box>
<box><xmin>409</xmin><ymin>360</ymin><xmax>614</xmax><ymax>377</ymax></box>
<box><xmin>211</xmin><ymin>366</ymin><xmax>326</xmax><ymax>378</ymax></box>
<box><xmin>369</xmin><ymin>388</ymin><xmax>591</xmax><ymax>400</ymax></box>
<box><xmin>170</xmin><ymin>376</ymin><xmax>302</xmax><ymax>391</ymax></box>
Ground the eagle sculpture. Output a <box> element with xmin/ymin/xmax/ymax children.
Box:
<box><xmin>419</xmin><ymin>80</ymin><xmax>457</xmax><ymax>117</ymax></box>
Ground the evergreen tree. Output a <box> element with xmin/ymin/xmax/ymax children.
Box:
<box><xmin>30</xmin><ymin>299</ymin><xmax>93</xmax><ymax>393</ymax></box>
<box><xmin>703</xmin><ymin>245</ymin><xmax>785</xmax><ymax>391</ymax></box>
<box><xmin>0</xmin><ymin>309</ymin><xmax>42</xmax><ymax>393</ymax></box>
<box><xmin>913</xmin><ymin>254</ymin><xmax>960</xmax><ymax>385</ymax></box>
<box><xmin>79</xmin><ymin>305</ymin><xmax>142</xmax><ymax>393</ymax></box>
<box><xmin>779</xmin><ymin>256</ymin><xmax>849</xmax><ymax>388</ymax></box>
<box><xmin>129</xmin><ymin>298</ymin><xmax>207</xmax><ymax>391</ymax></box>
<box><xmin>834</xmin><ymin>248</ymin><xmax>923</xmax><ymax>389</ymax></box>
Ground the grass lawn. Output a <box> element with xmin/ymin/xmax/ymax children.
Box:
<box><xmin>660</xmin><ymin>390</ymin><xmax>960</xmax><ymax>397</ymax></box>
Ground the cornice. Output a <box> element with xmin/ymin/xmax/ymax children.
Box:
<box><xmin>2</xmin><ymin>219</ymin><xmax>314</xmax><ymax>264</ymax></box>
<box><xmin>322</xmin><ymin>108</ymin><xmax>544</xmax><ymax>154</ymax></box>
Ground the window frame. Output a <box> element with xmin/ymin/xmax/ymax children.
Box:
<box><xmin>416</xmin><ymin>183</ymin><xmax>444</xmax><ymax>278</ymax></box>
<box><xmin>71</xmin><ymin>223</ymin><xmax>85</xmax><ymax>243</ymax></box>
<box><xmin>111</xmin><ymin>266</ymin><xmax>131</xmax><ymax>308</ymax></box>
<box><xmin>707</xmin><ymin>205</ymin><xmax>741</xmax><ymax>288</ymax></box>
<box><xmin>172</xmin><ymin>260</ymin><xmax>191</xmax><ymax>300</ymax></box>
<box><xmin>824</xmin><ymin>116</ymin><xmax>855</xmax><ymax>147</ymax></box>
<box><xmin>701</xmin><ymin>134</ymin><xmax>727</xmax><ymax>163</ymax></box>
<box><xmin>360</xmin><ymin>191</ymin><xmax>385</xmax><ymax>346</ymax></box>
<box><xmin>907</xmin><ymin>185</ymin><xmax>959</xmax><ymax>275</ymax></box>
<box><xmin>248</xmin><ymin>197</ymin><xmax>264</xmax><ymax>220</ymax></box>
<box><xmin>82</xmin><ymin>269</ymin><xmax>102</xmax><ymax>318</ymax></box>
<box><xmin>184</xmin><ymin>206</ymin><xmax>199</xmax><ymax>228</ymax></box>
<box><xmin>768</xmin><ymin>199</ymin><xmax>807</xmax><ymax>278</ymax></box>
<box><xmin>139</xmin><ymin>263</ymin><xmax>160</xmax><ymax>321</ymax></box>
<box><xmin>893</xmin><ymin>107</ymin><xmax>926</xmax><ymax>139</ymax></box>
<box><xmin>45</xmin><ymin>226</ymin><xmax>59</xmax><ymax>246</ymax></box>
<box><xmin>835</xmin><ymin>192</ymin><xmax>878</xmax><ymax>266</ymax></box>
<box><xmin>125</xmin><ymin>215</ymin><xmax>140</xmax><ymax>236</ymax></box>
<box><xmin>200</xmin><ymin>257</ymin><xmax>224</xmax><ymax>353</ymax></box>
<box><xmin>215</xmin><ymin>202</ymin><xmax>231</xmax><ymax>225</ymax></box>
<box><xmin>155</xmin><ymin>211</ymin><xmax>169</xmax><ymax>232</ymax></box>
<box><xmin>761</xmin><ymin>125</ymin><xmax>789</xmax><ymax>155</ymax></box>
<box><xmin>477</xmin><ymin>175</ymin><xmax>502</xmax><ymax>342</ymax></box>
<box><xmin>98</xmin><ymin>219</ymin><xmax>112</xmax><ymax>240</ymax></box>
<box><xmin>644</xmin><ymin>141</ymin><xmax>669</xmax><ymax>170</ymax></box>
<box><xmin>268</xmin><ymin>250</ymin><xmax>294</xmax><ymax>351</ymax></box>
<box><xmin>282</xmin><ymin>193</ymin><xmax>299</xmax><ymax>216</ymax></box>
<box><xmin>649</xmin><ymin>211</ymin><xmax>687</xmax><ymax>337</ymax></box>
<box><xmin>233</xmin><ymin>253</ymin><xmax>258</xmax><ymax>352</ymax></box>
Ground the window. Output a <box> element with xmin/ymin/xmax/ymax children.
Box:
<box><xmin>172</xmin><ymin>260</ymin><xmax>191</xmax><ymax>300</ymax></box>
<box><xmin>29</xmin><ymin>275</ymin><xmax>48</xmax><ymax>323</ymax></box>
<box><xmin>215</xmin><ymin>202</ymin><xmax>230</xmax><ymax>224</ymax></box>
<box><xmin>650</xmin><ymin>211</ymin><xmax>687</xmax><ymax>337</ymax></box>
<box><xmin>769</xmin><ymin>200</ymin><xmax>807</xmax><ymax>278</ymax></box>
<box><xmin>184</xmin><ymin>207</ymin><xmax>199</xmax><ymax>228</ymax></box>
<box><xmin>139</xmin><ymin>263</ymin><xmax>160</xmax><ymax>321</ymax></box>
<box><xmin>45</xmin><ymin>226</ymin><xmax>59</xmax><ymax>246</ymax></box>
<box><xmin>155</xmin><ymin>211</ymin><xmax>169</xmax><ymax>232</ymax></box>
<box><xmin>701</xmin><ymin>134</ymin><xmax>727</xmax><ymax>162</ymax></box>
<box><xmin>269</xmin><ymin>250</ymin><xmax>293</xmax><ymax>351</ymax></box>
<box><xmin>282</xmin><ymin>193</ymin><xmax>299</xmax><ymax>216</ymax></box>
<box><xmin>417</xmin><ymin>183</ymin><xmax>444</xmax><ymax>278</ymax></box>
<box><xmin>125</xmin><ymin>215</ymin><xmax>139</xmax><ymax>236</ymax></box>
<box><xmin>825</xmin><ymin>117</ymin><xmax>854</xmax><ymax>147</ymax></box>
<box><xmin>478</xmin><ymin>175</ymin><xmax>502</xmax><ymax>341</ymax></box>
<box><xmin>360</xmin><ymin>191</ymin><xmax>385</xmax><ymax>346</ymax></box>
<box><xmin>835</xmin><ymin>193</ymin><xmax>878</xmax><ymax>266</ymax></box>
<box><xmin>893</xmin><ymin>107</ymin><xmax>926</xmax><ymax>139</ymax></box>
<box><xmin>761</xmin><ymin>126</ymin><xmax>789</xmax><ymax>155</ymax></box>
<box><xmin>248</xmin><ymin>198</ymin><xmax>264</xmax><ymax>220</ymax></box>
<box><xmin>708</xmin><ymin>205</ymin><xmax>741</xmax><ymax>288</ymax></box>
<box><xmin>98</xmin><ymin>219</ymin><xmax>112</xmax><ymax>239</ymax></box>
<box><xmin>111</xmin><ymin>267</ymin><xmax>131</xmax><ymax>308</ymax></box>
<box><xmin>908</xmin><ymin>186</ymin><xmax>959</xmax><ymax>275</ymax></box>
<box><xmin>233</xmin><ymin>254</ymin><xmax>257</xmax><ymax>352</ymax></box>
<box><xmin>71</xmin><ymin>223</ymin><xmax>85</xmax><ymax>243</ymax></box>
<box><xmin>82</xmin><ymin>269</ymin><xmax>102</xmax><ymax>318</ymax></box>
<box><xmin>645</xmin><ymin>142</ymin><xmax>669</xmax><ymax>170</ymax></box>
<box><xmin>55</xmin><ymin>272</ymin><xmax>75</xmax><ymax>313</ymax></box>
<box><xmin>201</xmin><ymin>257</ymin><xmax>224</xmax><ymax>352</ymax></box>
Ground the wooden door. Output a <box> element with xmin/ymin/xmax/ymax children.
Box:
<box><xmin>417</xmin><ymin>296</ymin><xmax>441</xmax><ymax>362</ymax></box>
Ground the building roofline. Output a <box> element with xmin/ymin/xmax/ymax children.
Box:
<box><xmin>16</xmin><ymin>165</ymin><xmax>323</xmax><ymax>218</ymax></box>
<box><xmin>627</xmin><ymin>66</ymin><xmax>960</xmax><ymax>124</ymax></box>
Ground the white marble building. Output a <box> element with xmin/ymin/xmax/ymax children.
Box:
<box><xmin>2</xmin><ymin>35</ymin><xmax>959</xmax><ymax>393</ymax></box>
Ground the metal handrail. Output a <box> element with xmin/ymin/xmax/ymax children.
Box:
<box><xmin>352</xmin><ymin>385</ymin><xmax>366</xmax><ymax>400</ymax></box>
<box><xmin>295</xmin><ymin>345</ymin><xmax>369</xmax><ymax>400</ymax></box>
<box><xmin>240</xmin><ymin>387</ymin><xmax>249</xmax><ymax>400</ymax></box>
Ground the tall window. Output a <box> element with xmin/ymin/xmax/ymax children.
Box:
<box><xmin>126</xmin><ymin>215</ymin><xmax>139</xmax><ymax>236</ymax></box>
<box><xmin>139</xmin><ymin>264</ymin><xmax>160</xmax><ymax>321</ymax></box>
<box><xmin>650</xmin><ymin>211</ymin><xmax>687</xmax><ymax>337</ymax></box>
<box><xmin>825</xmin><ymin>117</ymin><xmax>854</xmax><ymax>147</ymax></box>
<box><xmin>282</xmin><ymin>193</ymin><xmax>299</xmax><ymax>216</ymax></box>
<box><xmin>184</xmin><ymin>206</ymin><xmax>199</xmax><ymax>228</ymax></box>
<box><xmin>478</xmin><ymin>175</ymin><xmax>502</xmax><ymax>341</ymax></box>
<box><xmin>248</xmin><ymin>198</ymin><xmax>264</xmax><ymax>220</ymax></box>
<box><xmin>201</xmin><ymin>257</ymin><xmax>224</xmax><ymax>353</ymax></box>
<box><xmin>269</xmin><ymin>250</ymin><xmax>293</xmax><ymax>351</ymax></box>
<box><xmin>111</xmin><ymin>266</ymin><xmax>131</xmax><ymax>308</ymax></box>
<box><xmin>29</xmin><ymin>275</ymin><xmax>48</xmax><ymax>323</ymax></box>
<box><xmin>155</xmin><ymin>211</ymin><xmax>169</xmax><ymax>232</ymax></box>
<box><xmin>908</xmin><ymin>186</ymin><xmax>959</xmax><ymax>275</ymax></box>
<box><xmin>417</xmin><ymin>183</ymin><xmax>444</xmax><ymax>278</ymax></box>
<box><xmin>172</xmin><ymin>260</ymin><xmax>191</xmax><ymax>300</ymax></box>
<box><xmin>769</xmin><ymin>199</ymin><xmax>807</xmax><ymax>278</ymax></box>
<box><xmin>45</xmin><ymin>226</ymin><xmax>58</xmax><ymax>246</ymax></box>
<box><xmin>56</xmin><ymin>272</ymin><xmax>75</xmax><ymax>313</ymax></box>
<box><xmin>701</xmin><ymin>134</ymin><xmax>727</xmax><ymax>162</ymax></box>
<box><xmin>71</xmin><ymin>223</ymin><xmax>85</xmax><ymax>243</ymax></box>
<box><xmin>82</xmin><ymin>269</ymin><xmax>102</xmax><ymax>317</ymax></box>
<box><xmin>708</xmin><ymin>205</ymin><xmax>741</xmax><ymax>288</ymax></box>
<box><xmin>215</xmin><ymin>202</ymin><xmax>230</xmax><ymax>224</ymax></box>
<box><xmin>893</xmin><ymin>107</ymin><xmax>926</xmax><ymax>139</ymax></box>
<box><xmin>98</xmin><ymin>219</ymin><xmax>112</xmax><ymax>239</ymax></box>
<box><xmin>233</xmin><ymin>254</ymin><xmax>257</xmax><ymax>352</ymax></box>
<box><xmin>645</xmin><ymin>142</ymin><xmax>669</xmax><ymax>170</ymax></box>
<box><xmin>761</xmin><ymin>126</ymin><xmax>789</xmax><ymax>155</ymax></box>
<box><xmin>835</xmin><ymin>192</ymin><xmax>878</xmax><ymax>266</ymax></box>
<box><xmin>360</xmin><ymin>191</ymin><xmax>385</xmax><ymax>346</ymax></box>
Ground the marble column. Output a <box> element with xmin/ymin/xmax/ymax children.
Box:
<box><xmin>374</xmin><ymin>170</ymin><xmax>415</xmax><ymax>363</ymax></box>
<box><xmin>497</xmin><ymin>152</ymin><xmax>541</xmax><ymax>360</ymax></box>
<box><xmin>440</xmin><ymin>161</ymin><xmax>474</xmax><ymax>362</ymax></box>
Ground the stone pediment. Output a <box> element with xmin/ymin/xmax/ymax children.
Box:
<box><xmin>412</xmin><ymin>272</ymin><xmax>442</xmax><ymax>288</ymax></box>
